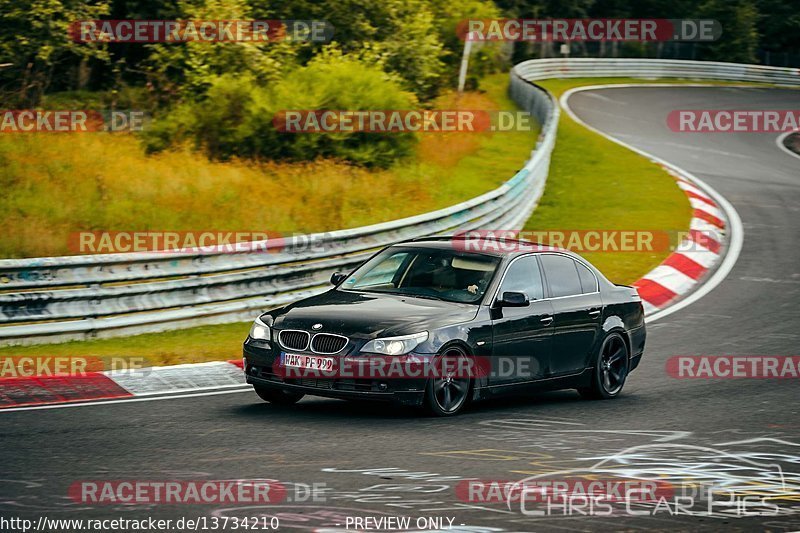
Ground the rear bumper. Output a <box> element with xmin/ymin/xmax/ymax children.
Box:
<box><xmin>628</xmin><ymin>323</ymin><xmax>646</xmax><ymax>372</ymax></box>
<box><xmin>243</xmin><ymin>341</ymin><xmax>427</xmax><ymax>407</ymax></box>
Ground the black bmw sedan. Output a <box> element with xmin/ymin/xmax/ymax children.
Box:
<box><xmin>242</xmin><ymin>236</ymin><xmax>645</xmax><ymax>416</ymax></box>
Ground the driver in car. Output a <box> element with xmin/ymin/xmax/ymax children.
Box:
<box><xmin>422</xmin><ymin>255</ymin><xmax>493</xmax><ymax>298</ymax></box>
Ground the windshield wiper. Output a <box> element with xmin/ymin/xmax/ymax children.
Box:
<box><xmin>348</xmin><ymin>288</ymin><xmax>447</xmax><ymax>301</ymax></box>
<box><xmin>401</xmin><ymin>293</ymin><xmax>445</xmax><ymax>301</ymax></box>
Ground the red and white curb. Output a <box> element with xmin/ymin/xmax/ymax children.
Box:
<box><xmin>633</xmin><ymin>170</ymin><xmax>727</xmax><ymax>315</ymax></box>
<box><xmin>0</xmin><ymin>360</ymin><xmax>247</xmax><ymax>410</ymax></box>
<box><xmin>0</xmin><ymin>84</ymin><xmax>744</xmax><ymax>412</ymax></box>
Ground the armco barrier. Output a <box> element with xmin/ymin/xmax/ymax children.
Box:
<box><xmin>2</xmin><ymin>58</ymin><xmax>798</xmax><ymax>345</ymax></box>
<box><xmin>514</xmin><ymin>58</ymin><xmax>800</xmax><ymax>85</ymax></box>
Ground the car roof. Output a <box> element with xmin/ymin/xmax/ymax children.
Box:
<box><xmin>394</xmin><ymin>235</ymin><xmax>571</xmax><ymax>258</ymax></box>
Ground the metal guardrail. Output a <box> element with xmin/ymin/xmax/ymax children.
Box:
<box><xmin>0</xmin><ymin>79</ymin><xmax>558</xmax><ymax>345</ymax></box>
<box><xmin>514</xmin><ymin>58</ymin><xmax>800</xmax><ymax>85</ymax></box>
<box><xmin>2</xmin><ymin>58</ymin><xmax>798</xmax><ymax>345</ymax></box>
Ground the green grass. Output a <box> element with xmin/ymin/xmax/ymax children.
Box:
<box><xmin>0</xmin><ymin>322</ymin><xmax>246</xmax><ymax>367</ymax></box>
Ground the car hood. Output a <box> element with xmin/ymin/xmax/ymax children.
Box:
<box><xmin>269</xmin><ymin>289</ymin><xmax>480</xmax><ymax>339</ymax></box>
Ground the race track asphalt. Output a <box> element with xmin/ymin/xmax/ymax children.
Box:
<box><xmin>2</xmin><ymin>86</ymin><xmax>799</xmax><ymax>532</ymax></box>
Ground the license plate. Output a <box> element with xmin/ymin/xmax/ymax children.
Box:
<box><xmin>282</xmin><ymin>352</ymin><xmax>335</xmax><ymax>372</ymax></box>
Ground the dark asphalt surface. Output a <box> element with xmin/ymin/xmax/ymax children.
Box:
<box><xmin>2</xmin><ymin>87</ymin><xmax>799</xmax><ymax>533</ymax></box>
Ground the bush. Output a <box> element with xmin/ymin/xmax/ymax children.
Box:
<box><xmin>143</xmin><ymin>55</ymin><xmax>418</xmax><ymax>168</ymax></box>
<box><xmin>40</xmin><ymin>86</ymin><xmax>157</xmax><ymax>112</ymax></box>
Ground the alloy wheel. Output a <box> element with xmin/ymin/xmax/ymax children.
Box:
<box><xmin>432</xmin><ymin>351</ymin><xmax>470</xmax><ymax>413</ymax></box>
<box><xmin>600</xmin><ymin>335</ymin><xmax>628</xmax><ymax>395</ymax></box>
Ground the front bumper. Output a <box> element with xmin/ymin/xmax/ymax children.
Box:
<box><xmin>243</xmin><ymin>340</ymin><xmax>427</xmax><ymax>407</ymax></box>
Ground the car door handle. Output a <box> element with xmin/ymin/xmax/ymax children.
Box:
<box><xmin>589</xmin><ymin>309</ymin><xmax>601</xmax><ymax>317</ymax></box>
<box><xmin>540</xmin><ymin>316</ymin><xmax>554</xmax><ymax>325</ymax></box>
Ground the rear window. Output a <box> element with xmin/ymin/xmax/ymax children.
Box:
<box><xmin>540</xmin><ymin>254</ymin><xmax>582</xmax><ymax>298</ymax></box>
<box><xmin>576</xmin><ymin>261</ymin><xmax>598</xmax><ymax>293</ymax></box>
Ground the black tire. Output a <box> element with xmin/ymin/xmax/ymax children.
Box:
<box><xmin>254</xmin><ymin>386</ymin><xmax>304</xmax><ymax>405</ymax></box>
<box><xmin>578</xmin><ymin>332</ymin><xmax>629</xmax><ymax>400</ymax></box>
<box><xmin>424</xmin><ymin>347</ymin><xmax>472</xmax><ymax>417</ymax></box>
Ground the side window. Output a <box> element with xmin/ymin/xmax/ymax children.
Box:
<box><xmin>540</xmin><ymin>255</ymin><xmax>582</xmax><ymax>298</ymax></box>
<box><xmin>576</xmin><ymin>261</ymin><xmax>598</xmax><ymax>293</ymax></box>
<box><xmin>499</xmin><ymin>256</ymin><xmax>544</xmax><ymax>300</ymax></box>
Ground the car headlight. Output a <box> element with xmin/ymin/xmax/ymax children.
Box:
<box><xmin>361</xmin><ymin>332</ymin><xmax>428</xmax><ymax>356</ymax></box>
<box><xmin>249</xmin><ymin>316</ymin><xmax>271</xmax><ymax>341</ymax></box>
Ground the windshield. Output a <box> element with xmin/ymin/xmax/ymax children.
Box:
<box><xmin>341</xmin><ymin>246</ymin><xmax>501</xmax><ymax>303</ymax></box>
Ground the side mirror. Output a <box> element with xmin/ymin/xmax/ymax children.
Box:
<box><xmin>330</xmin><ymin>272</ymin><xmax>348</xmax><ymax>286</ymax></box>
<box><xmin>498</xmin><ymin>291</ymin><xmax>529</xmax><ymax>307</ymax></box>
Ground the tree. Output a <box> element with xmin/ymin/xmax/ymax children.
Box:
<box><xmin>697</xmin><ymin>0</ymin><xmax>759</xmax><ymax>63</ymax></box>
<box><xmin>0</xmin><ymin>0</ymin><xmax>111</xmax><ymax>105</ymax></box>
<box><xmin>143</xmin><ymin>0</ymin><xmax>296</xmax><ymax>101</ymax></box>
<box><xmin>756</xmin><ymin>0</ymin><xmax>800</xmax><ymax>64</ymax></box>
<box><xmin>248</xmin><ymin>0</ymin><xmax>500</xmax><ymax>100</ymax></box>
